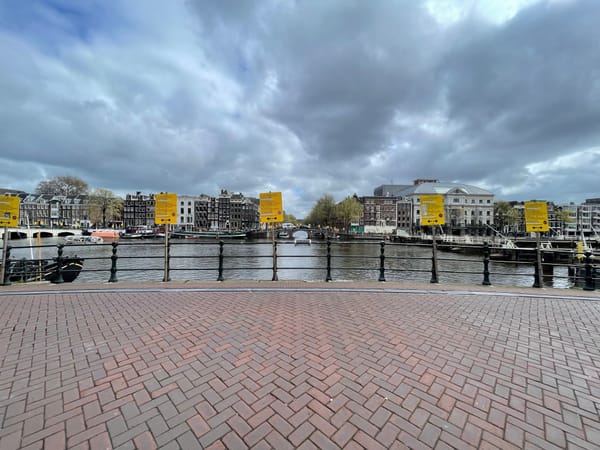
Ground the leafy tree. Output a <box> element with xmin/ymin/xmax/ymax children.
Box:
<box><xmin>304</xmin><ymin>194</ymin><xmax>336</xmax><ymax>227</ymax></box>
<box><xmin>336</xmin><ymin>196</ymin><xmax>362</xmax><ymax>231</ymax></box>
<box><xmin>88</xmin><ymin>188</ymin><xmax>123</xmax><ymax>227</ymax></box>
<box><xmin>35</xmin><ymin>176</ymin><xmax>89</xmax><ymax>196</ymax></box>
<box><xmin>554</xmin><ymin>207</ymin><xmax>572</xmax><ymax>236</ymax></box>
<box><xmin>493</xmin><ymin>201</ymin><xmax>520</xmax><ymax>234</ymax></box>
<box><xmin>284</xmin><ymin>212</ymin><xmax>298</xmax><ymax>225</ymax></box>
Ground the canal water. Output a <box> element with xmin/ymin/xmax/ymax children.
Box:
<box><xmin>4</xmin><ymin>237</ymin><xmax>572</xmax><ymax>288</ymax></box>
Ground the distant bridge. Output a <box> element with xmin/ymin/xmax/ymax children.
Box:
<box><xmin>1</xmin><ymin>227</ymin><xmax>82</xmax><ymax>240</ymax></box>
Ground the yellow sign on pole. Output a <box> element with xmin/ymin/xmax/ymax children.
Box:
<box><xmin>524</xmin><ymin>201</ymin><xmax>549</xmax><ymax>232</ymax></box>
<box><xmin>0</xmin><ymin>195</ymin><xmax>20</xmax><ymax>227</ymax></box>
<box><xmin>260</xmin><ymin>192</ymin><xmax>283</xmax><ymax>223</ymax></box>
<box><xmin>420</xmin><ymin>194</ymin><xmax>445</xmax><ymax>226</ymax></box>
<box><xmin>155</xmin><ymin>193</ymin><xmax>178</xmax><ymax>224</ymax></box>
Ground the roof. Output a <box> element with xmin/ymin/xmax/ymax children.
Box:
<box><xmin>398</xmin><ymin>182</ymin><xmax>494</xmax><ymax>197</ymax></box>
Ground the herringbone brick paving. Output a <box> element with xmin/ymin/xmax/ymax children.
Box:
<box><xmin>0</xmin><ymin>283</ymin><xmax>599</xmax><ymax>449</ymax></box>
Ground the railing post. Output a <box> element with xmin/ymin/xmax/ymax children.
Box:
<box><xmin>378</xmin><ymin>241</ymin><xmax>386</xmax><ymax>282</ymax></box>
<box><xmin>163</xmin><ymin>225</ymin><xmax>171</xmax><ymax>282</ymax></box>
<box><xmin>217</xmin><ymin>240</ymin><xmax>224</xmax><ymax>281</ymax></box>
<box><xmin>430</xmin><ymin>239</ymin><xmax>439</xmax><ymax>284</ymax></box>
<box><xmin>325</xmin><ymin>239</ymin><xmax>332</xmax><ymax>282</ymax></box>
<box><xmin>53</xmin><ymin>244</ymin><xmax>64</xmax><ymax>284</ymax></box>
<box><xmin>533</xmin><ymin>246</ymin><xmax>542</xmax><ymax>288</ymax></box>
<box><xmin>272</xmin><ymin>240</ymin><xmax>278</xmax><ymax>281</ymax></box>
<box><xmin>108</xmin><ymin>242</ymin><xmax>118</xmax><ymax>283</ymax></box>
<box><xmin>1</xmin><ymin>245</ymin><xmax>11</xmax><ymax>286</ymax></box>
<box><xmin>583</xmin><ymin>251</ymin><xmax>595</xmax><ymax>291</ymax></box>
<box><xmin>482</xmin><ymin>242</ymin><xmax>491</xmax><ymax>286</ymax></box>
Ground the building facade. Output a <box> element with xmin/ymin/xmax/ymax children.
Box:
<box><xmin>122</xmin><ymin>192</ymin><xmax>155</xmax><ymax>228</ymax></box>
<box><xmin>372</xmin><ymin>180</ymin><xmax>495</xmax><ymax>236</ymax></box>
<box><xmin>178</xmin><ymin>195</ymin><xmax>196</xmax><ymax>230</ymax></box>
<box><xmin>357</xmin><ymin>196</ymin><xmax>398</xmax><ymax>233</ymax></box>
<box><xmin>560</xmin><ymin>199</ymin><xmax>600</xmax><ymax>238</ymax></box>
<box><xmin>0</xmin><ymin>189</ymin><xmax>90</xmax><ymax>227</ymax></box>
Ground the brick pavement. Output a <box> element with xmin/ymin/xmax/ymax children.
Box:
<box><xmin>0</xmin><ymin>282</ymin><xmax>599</xmax><ymax>449</ymax></box>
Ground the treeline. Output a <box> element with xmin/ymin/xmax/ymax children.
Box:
<box><xmin>303</xmin><ymin>195</ymin><xmax>361</xmax><ymax>230</ymax></box>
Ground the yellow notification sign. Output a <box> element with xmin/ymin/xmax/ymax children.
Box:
<box><xmin>260</xmin><ymin>192</ymin><xmax>283</xmax><ymax>223</ymax></box>
<box><xmin>155</xmin><ymin>193</ymin><xmax>178</xmax><ymax>224</ymax></box>
<box><xmin>420</xmin><ymin>194</ymin><xmax>445</xmax><ymax>226</ymax></box>
<box><xmin>0</xmin><ymin>195</ymin><xmax>20</xmax><ymax>227</ymax></box>
<box><xmin>524</xmin><ymin>201</ymin><xmax>549</xmax><ymax>232</ymax></box>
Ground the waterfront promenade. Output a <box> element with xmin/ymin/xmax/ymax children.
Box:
<box><xmin>0</xmin><ymin>281</ymin><xmax>599</xmax><ymax>449</ymax></box>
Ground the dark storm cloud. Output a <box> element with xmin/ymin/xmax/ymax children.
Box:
<box><xmin>437</xmin><ymin>0</ymin><xmax>600</xmax><ymax>194</ymax></box>
<box><xmin>1</xmin><ymin>0</ymin><xmax>599</xmax><ymax>216</ymax></box>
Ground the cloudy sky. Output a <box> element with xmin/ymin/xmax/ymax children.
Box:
<box><xmin>1</xmin><ymin>0</ymin><xmax>599</xmax><ymax>217</ymax></box>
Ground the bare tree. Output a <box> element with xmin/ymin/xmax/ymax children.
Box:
<box><xmin>35</xmin><ymin>176</ymin><xmax>89</xmax><ymax>196</ymax></box>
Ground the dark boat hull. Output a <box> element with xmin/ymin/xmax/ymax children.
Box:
<box><xmin>7</xmin><ymin>257</ymin><xmax>84</xmax><ymax>283</ymax></box>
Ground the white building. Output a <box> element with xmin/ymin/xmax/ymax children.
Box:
<box><xmin>381</xmin><ymin>180</ymin><xmax>495</xmax><ymax>236</ymax></box>
<box><xmin>178</xmin><ymin>195</ymin><xmax>197</xmax><ymax>230</ymax></box>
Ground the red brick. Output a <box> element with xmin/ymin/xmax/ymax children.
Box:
<box><xmin>133</xmin><ymin>431</ymin><xmax>157</xmax><ymax>450</ymax></box>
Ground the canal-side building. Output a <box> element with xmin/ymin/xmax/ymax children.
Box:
<box><xmin>560</xmin><ymin>199</ymin><xmax>600</xmax><ymax>238</ymax></box>
<box><xmin>178</xmin><ymin>195</ymin><xmax>196</xmax><ymax>230</ymax></box>
<box><xmin>357</xmin><ymin>196</ymin><xmax>398</xmax><ymax>233</ymax></box>
<box><xmin>230</xmin><ymin>193</ymin><xmax>260</xmax><ymax>231</ymax></box>
<box><xmin>0</xmin><ymin>189</ymin><xmax>90</xmax><ymax>227</ymax></box>
<box><xmin>189</xmin><ymin>191</ymin><xmax>260</xmax><ymax>231</ymax></box>
<box><xmin>122</xmin><ymin>192</ymin><xmax>155</xmax><ymax>228</ymax></box>
<box><xmin>373</xmin><ymin>180</ymin><xmax>495</xmax><ymax>236</ymax></box>
<box><xmin>193</xmin><ymin>195</ymin><xmax>214</xmax><ymax>230</ymax></box>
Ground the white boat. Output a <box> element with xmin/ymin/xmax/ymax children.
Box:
<box><xmin>65</xmin><ymin>235</ymin><xmax>103</xmax><ymax>244</ymax></box>
<box><xmin>293</xmin><ymin>230</ymin><xmax>311</xmax><ymax>245</ymax></box>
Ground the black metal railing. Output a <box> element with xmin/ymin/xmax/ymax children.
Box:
<box><xmin>1</xmin><ymin>238</ymin><xmax>597</xmax><ymax>290</ymax></box>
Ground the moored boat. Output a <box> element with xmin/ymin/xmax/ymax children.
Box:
<box><xmin>7</xmin><ymin>256</ymin><xmax>84</xmax><ymax>283</ymax></box>
<box><xmin>91</xmin><ymin>230</ymin><xmax>121</xmax><ymax>240</ymax></box>
<box><xmin>64</xmin><ymin>235</ymin><xmax>103</xmax><ymax>244</ymax></box>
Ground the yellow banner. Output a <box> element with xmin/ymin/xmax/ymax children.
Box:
<box><xmin>260</xmin><ymin>192</ymin><xmax>283</xmax><ymax>223</ymax></box>
<box><xmin>0</xmin><ymin>195</ymin><xmax>20</xmax><ymax>227</ymax></box>
<box><xmin>524</xmin><ymin>201</ymin><xmax>549</xmax><ymax>232</ymax></box>
<box><xmin>155</xmin><ymin>193</ymin><xmax>178</xmax><ymax>224</ymax></box>
<box><xmin>420</xmin><ymin>195</ymin><xmax>445</xmax><ymax>226</ymax></box>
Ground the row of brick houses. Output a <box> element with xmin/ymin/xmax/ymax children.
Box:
<box><xmin>122</xmin><ymin>190</ymin><xmax>260</xmax><ymax>231</ymax></box>
<box><xmin>0</xmin><ymin>188</ymin><xmax>261</xmax><ymax>231</ymax></box>
<box><xmin>0</xmin><ymin>189</ymin><xmax>90</xmax><ymax>228</ymax></box>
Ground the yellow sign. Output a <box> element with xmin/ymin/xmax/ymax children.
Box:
<box><xmin>260</xmin><ymin>192</ymin><xmax>283</xmax><ymax>223</ymax></box>
<box><xmin>0</xmin><ymin>195</ymin><xmax>20</xmax><ymax>227</ymax></box>
<box><xmin>420</xmin><ymin>195</ymin><xmax>445</xmax><ymax>226</ymax></box>
<box><xmin>155</xmin><ymin>193</ymin><xmax>178</xmax><ymax>224</ymax></box>
<box><xmin>524</xmin><ymin>201</ymin><xmax>549</xmax><ymax>232</ymax></box>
